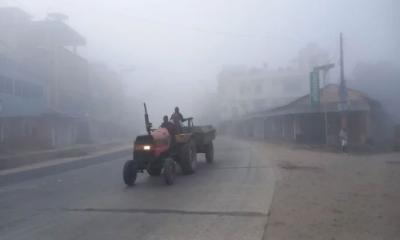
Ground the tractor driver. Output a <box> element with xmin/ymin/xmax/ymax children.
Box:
<box><xmin>161</xmin><ymin>115</ymin><xmax>176</xmax><ymax>136</ymax></box>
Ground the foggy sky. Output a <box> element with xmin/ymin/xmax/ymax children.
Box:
<box><xmin>2</xmin><ymin>0</ymin><xmax>400</xmax><ymax>121</ymax></box>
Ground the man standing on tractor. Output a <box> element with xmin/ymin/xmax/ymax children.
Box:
<box><xmin>170</xmin><ymin>107</ymin><xmax>185</xmax><ymax>132</ymax></box>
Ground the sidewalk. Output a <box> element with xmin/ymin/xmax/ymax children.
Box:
<box><xmin>0</xmin><ymin>141</ymin><xmax>131</xmax><ymax>171</ymax></box>
<box><xmin>0</xmin><ymin>143</ymin><xmax>131</xmax><ymax>187</ymax></box>
<box><xmin>258</xmin><ymin>142</ymin><xmax>400</xmax><ymax>240</ymax></box>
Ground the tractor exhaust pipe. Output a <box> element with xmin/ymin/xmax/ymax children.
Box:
<box><xmin>144</xmin><ymin>103</ymin><xmax>152</xmax><ymax>135</ymax></box>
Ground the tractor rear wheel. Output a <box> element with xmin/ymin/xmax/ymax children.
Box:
<box><xmin>163</xmin><ymin>158</ymin><xmax>176</xmax><ymax>185</ymax></box>
<box><xmin>205</xmin><ymin>142</ymin><xmax>214</xmax><ymax>164</ymax></box>
<box><xmin>123</xmin><ymin>160</ymin><xmax>137</xmax><ymax>186</ymax></box>
<box><xmin>179</xmin><ymin>141</ymin><xmax>197</xmax><ymax>175</ymax></box>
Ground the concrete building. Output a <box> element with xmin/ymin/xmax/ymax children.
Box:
<box><xmin>0</xmin><ymin>7</ymin><xmax>89</xmax><ymax>115</ymax></box>
<box><xmin>0</xmin><ymin>7</ymin><xmax>125</xmax><ymax>151</ymax></box>
<box><xmin>0</xmin><ymin>54</ymin><xmax>87</xmax><ymax>151</ymax></box>
<box><xmin>217</xmin><ymin>44</ymin><xmax>330</xmax><ymax>121</ymax></box>
<box><xmin>217</xmin><ymin>66</ymin><xmax>309</xmax><ymax>121</ymax></box>
<box><xmin>227</xmin><ymin>84</ymin><xmax>386</xmax><ymax>147</ymax></box>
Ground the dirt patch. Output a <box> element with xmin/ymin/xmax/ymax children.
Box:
<box><xmin>278</xmin><ymin>162</ymin><xmax>321</xmax><ymax>171</ymax></box>
<box><xmin>262</xmin><ymin>143</ymin><xmax>400</xmax><ymax>240</ymax></box>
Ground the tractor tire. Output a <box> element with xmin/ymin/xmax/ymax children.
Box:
<box><xmin>205</xmin><ymin>142</ymin><xmax>214</xmax><ymax>164</ymax></box>
<box><xmin>123</xmin><ymin>160</ymin><xmax>137</xmax><ymax>186</ymax></box>
<box><xmin>163</xmin><ymin>158</ymin><xmax>176</xmax><ymax>185</ymax></box>
<box><xmin>147</xmin><ymin>166</ymin><xmax>162</xmax><ymax>176</ymax></box>
<box><xmin>179</xmin><ymin>141</ymin><xmax>197</xmax><ymax>175</ymax></box>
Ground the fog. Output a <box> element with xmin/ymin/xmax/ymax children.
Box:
<box><xmin>1</xmin><ymin>0</ymin><xmax>400</xmax><ymax>137</ymax></box>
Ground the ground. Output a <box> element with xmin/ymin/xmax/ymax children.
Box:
<box><xmin>261</xmin><ymin>142</ymin><xmax>400</xmax><ymax>240</ymax></box>
<box><xmin>0</xmin><ymin>137</ymin><xmax>399</xmax><ymax>239</ymax></box>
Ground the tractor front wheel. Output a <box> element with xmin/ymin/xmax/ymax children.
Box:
<box><xmin>123</xmin><ymin>160</ymin><xmax>137</xmax><ymax>186</ymax></box>
<box><xmin>163</xmin><ymin>158</ymin><xmax>176</xmax><ymax>185</ymax></box>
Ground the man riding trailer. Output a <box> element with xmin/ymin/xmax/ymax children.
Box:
<box><xmin>123</xmin><ymin>104</ymin><xmax>216</xmax><ymax>186</ymax></box>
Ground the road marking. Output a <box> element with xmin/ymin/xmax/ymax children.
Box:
<box><xmin>0</xmin><ymin>153</ymin><xmax>130</xmax><ymax>187</ymax></box>
<box><xmin>64</xmin><ymin>208</ymin><xmax>268</xmax><ymax>218</ymax></box>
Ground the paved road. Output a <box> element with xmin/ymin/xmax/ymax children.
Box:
<box><xmin>0</xmin><ymin>137</ymin><xmax>276</xmax><ymax>240</ymax></box>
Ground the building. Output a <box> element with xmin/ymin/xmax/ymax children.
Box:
<box><xmin>0</xmin><ymin>7</ymin><xmax>116</xmax><ymax>151</ymax></box>
<box><xmin>217</xmin><ymin>66</ymin><xmax>309</xmax><ymax>120</ymax></box>
<box><xmin>0</xmin><ymin>52</ymin><xmax>89</xmax><ymax>151</ymax></box>
<box><xmin>217</xmin><ymin>44</ymin><xmax>330</xmax><ymax>121</ymax></box>
<box><xmin>1</xmin><ymin>7</ymin><xmax>89</xmax><ymax>114</ymax></box>
<box><xmin>226</xmin><ymin>84</ymin><xmax>385</xmax><ymax>147</ymax></box>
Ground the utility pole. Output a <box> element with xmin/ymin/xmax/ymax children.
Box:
<box><xmin>340</xmin><ymin>33</ymin><xmax>345</xmax><ymax>88</ymax></box>
<box><xmin>339</xmin><ymin>33</ymin><xmax>348</xmax><ymax>129</ymax></box>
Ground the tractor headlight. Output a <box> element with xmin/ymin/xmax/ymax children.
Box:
<box><xmin>143</xmin><ymin>145</ymin><xmax>151</xmax><ymax>151</ymax></box>
<box><xmin>134</xmin><ymin>144</ymin><xmax>152</xmax><ymax>151</ymax></box>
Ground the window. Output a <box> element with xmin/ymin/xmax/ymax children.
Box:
<box><xmin>0</xmin><ymin>75</ymin><xmax>13</xmax><ymax>94</ymax></box>
<box><xmin>14</xmin><ymin>80</ymin><xmax>43</xmax><ymax>99</ymax></box>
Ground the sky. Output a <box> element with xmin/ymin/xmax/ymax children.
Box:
<box><xmin>1</xmin><ymin>0</ymin><xmax>399</xmax><ymax>119</ymax></box>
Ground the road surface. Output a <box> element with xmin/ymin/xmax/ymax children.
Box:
<box><xmin>0</xmin><ymin>137</ymin><xmax>276</xmax><ymax>240</ymax></box>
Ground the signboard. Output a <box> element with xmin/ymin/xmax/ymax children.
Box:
<box><xmin>309</xmin><ymin>71</ymin><xmax>320</xmax><ymax>104</ymax></box>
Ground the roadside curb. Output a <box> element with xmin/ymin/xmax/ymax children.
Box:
<box><xmin>0</xmin><ymin>147</ymin><xmax>131</xmax><ymax>187</ymax></box>
<box><xmin>0</xmin><ymin>141</ymin><xmax>128</xmax><ymax>171</ymax></box>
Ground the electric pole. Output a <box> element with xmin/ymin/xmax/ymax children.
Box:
<box><xmin>340</xmin><ymin>33</ymin><xmax>345</xmax><ymax>88</ymax></box>
<box><xmin>339</xmin><ymin>32</ymin><xmax>348</xmax><ymax>131</ymax></box>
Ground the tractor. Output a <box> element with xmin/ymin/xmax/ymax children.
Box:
<box><xmin>123</xmin><ymin>104</ymin><xmax>216</xmax><ymax>186</ymax></box>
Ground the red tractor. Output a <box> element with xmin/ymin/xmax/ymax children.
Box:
<box><xmin>123</xmin><ymin>104</ymin><xmax>216</xmax><ymax>186</ymax></box>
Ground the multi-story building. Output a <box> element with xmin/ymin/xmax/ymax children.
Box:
<box><xmin>217</xmin><ymin>44</ymin><xmax>330</xmax><ymax>121</ymax></box>
<box><xmin>217</xmin><ymin>66</ymin><xmax>309</xmax><ymax>120</ymax></box>
<box><xmin>0</xmin><ymin>7</ymin><xmax>91</xmax><ymax>150</ymax></box>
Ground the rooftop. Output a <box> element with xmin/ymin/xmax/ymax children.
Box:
<box><xmin>246</xmin><ymin>84</ymin><xmax>377</xmax><ymax>119</ymax></box>
<box><xmin>29</xmin><ymin>20</ymin><xmax>86</xmax><ymax>46</ymax></box>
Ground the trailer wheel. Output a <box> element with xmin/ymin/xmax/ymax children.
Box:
<box><xmin>123</xmin><ymin>160</ymin><xmax>137</xmax><ymax>186</ymax></box>
<box><xmin>163</xmin><ymin>158</ymin><xmax>176</xmax><ymax>185</ymax></box>
<box><xmin>205</xmin><ymin>142</ymin><xmax>214</xmax><ymax>164</ymax></box>
<box><xmin>179</xmin><ymin>141</ymin><xmax>197</xmax><ymax>175</ymax></box>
